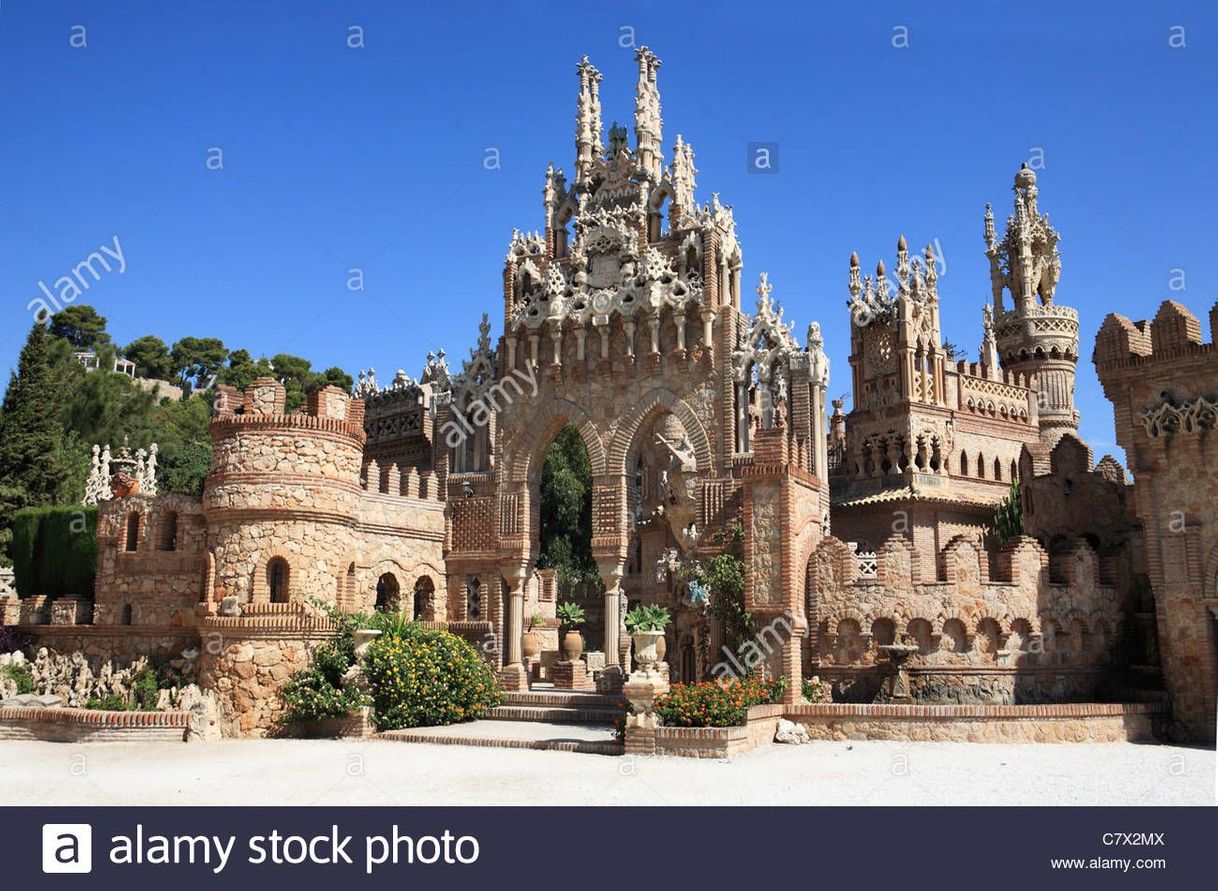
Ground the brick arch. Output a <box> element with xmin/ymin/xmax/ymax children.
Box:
<box><xmin>606</xmin><ymin>387</ymin><xmax>713</xmax><ymax>476</ymax></box>
<box><xmin>251</xmin><ymin>550</ymin><xmax>297</xmax><ymax>604</ymax></box>
<box><xmin>503</xmin><ymin>397</ymin><xmax>607</xmax><ymax>484</ymax></box>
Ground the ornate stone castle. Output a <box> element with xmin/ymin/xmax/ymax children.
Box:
<box><xmin>7</xmin><ymin>48</ymin><xmax>1214</xmax><ymax>742</ymax></box>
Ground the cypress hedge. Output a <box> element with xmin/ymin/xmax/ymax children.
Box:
<box><xmin>9</xmin><ymin>505</ymin><xmax>97</xmax><ymax>599</ymax></box>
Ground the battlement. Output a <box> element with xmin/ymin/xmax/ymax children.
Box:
<box><xmin>1094</xmin><ymin>298</ymin><xmax>1217</xmax><ymax>372</ymax></box>
<box><xmin>212</xmin><ymin>378</ymin><xmax>366</xmax><ymax>443</ymax></box>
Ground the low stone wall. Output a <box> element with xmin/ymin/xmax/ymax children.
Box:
<box><xmin>17</xmin><ymin>625</ymin><xmax>199</xmax><ymax>666</ymax></box>
<box><xmin>197</xmin><ymin>614</ymin><xmax>337</xmax><ymax>738</ymax></box>
<box><xmin>650</xmin><ymin>704</ymin><xmax>784</xmax><ymax>758</ymax></box>
<box><xmin>786</xmin><ymin>702</ymin><xmax>1162</xmax><ymax>743</ymax></box>
<box><xmin>0</xmin><ymin>707</ymin><xmax>189</xmax><ymax>743</ymax></box>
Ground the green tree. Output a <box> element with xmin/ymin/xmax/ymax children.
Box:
<box><xmin>269</xmin><ymin>353</ymin><xmax>314</xmax><ymax>410</ymax></box>
<box><xmin>171</xmin><ymin>337</ymin><xmax>228</xmax><ymax>389</ymax></box>
<box><xmin>0</xmin><ymin>323</ymin><xmax>70</xmax><ymax>557</ymax></box>
<box><xmin>123</xmin><ymin>335</ymin><xmax>174</xmax><ymax>381</ymax></box>
<box><xmin>316</xmin><ymin>366</ymin><xmax>354</xmax><ymax>393</ymax></box>
<box><xmin>219</xmin><ymin>349</ymin><xmax>273</xmax><ymax>391</ymax></box>
<box><xmin>48</xmin><ymin>305</ymin><xmax>110</xmax><ymax>349</ymax></box>
<box><xmin>536</xmin><ymin>424</ymin><xmax>597</xmax><ymax>592</ymax></box>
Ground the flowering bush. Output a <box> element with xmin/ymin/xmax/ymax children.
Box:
<box><xmin>652</xmin><ymin>676</ymin><xmax>784</xmax><ymax>727</ymax></box>
<box><xmin>802</xmin><ymin>676</ymin><xmax>830</xmax><ymax>703</ymax></box>
<box><xmin>364</xmin><ymin>626</ymin><xmax>503</xmax><ymax>730</ymax></box>
<box><xmin>280</xmin><ymin>634</ymin><xmax>367</xmax><ymax>724</ymax></box>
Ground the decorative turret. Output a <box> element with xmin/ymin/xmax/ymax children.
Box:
<box><xmin>633</xmin><ymin>46</ymin><xmax>663</xmax><ymax>181</ymax></box>
<box><xmin>575</xmin><ymin>56</ymin><xmax>603</xmax><ymax>185</ymax></box>
<box><xmin>985</xmin><ymin>165</ymin><xmax>1080</xmax><ymax>442</ymax></box>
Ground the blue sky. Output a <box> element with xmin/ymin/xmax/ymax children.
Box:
<box><xmin>1</xmin><ymin>1</ymin><xmax>1215</xmax><ymax>458</ymax></box>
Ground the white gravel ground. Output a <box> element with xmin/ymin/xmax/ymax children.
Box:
<box><xmin>1</xmin><ymin>739</ymin><xmax>1212</xmax><ymax>806</ymax></box>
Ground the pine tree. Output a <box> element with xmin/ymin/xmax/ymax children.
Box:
<box><xmin>0</xmin><ymin>322</ymin><xmax>69</xmax><ymax>557</ymax></box>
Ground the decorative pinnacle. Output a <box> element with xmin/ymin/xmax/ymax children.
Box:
<box><xmin>876</xmin><ymin>259</ymin><xmax>886</xmax><ymax>277</ymax></box>
<box><xmin>897</xmin><ymin>234</ymin><xmax>907</xmax><ymax>251</ymax></box>
<box><xmin>756</xmin><ymin>271</ymin><xmax>773</xmax><ymax>304</ymax></box>
<box><xmin>850</xmin><ymin>251</ymin><xmax>859</xmax><ymax>267</ymax></box>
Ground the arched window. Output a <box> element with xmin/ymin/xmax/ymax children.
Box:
<box><xmin>157</xmin><ymin>511</ymin><xmax>178</xmax><ymax>551</ymax></box>
<box><xmin>647</xmin><ymin>189</ymin><xmax>671</xmax><ymax>242</ymax></box>
<box><xmin>375</xmin><ymin>573</ymin><xmax>400</xmax><ymax>612</ymax></box>
<box><xmin>267</xmin><ymin>558</ymin><xmax>290</xmax><ymax>603</ymax></box>
<box><xmin>993</xmin><ymin>458</ymin><xmax>1003</xmax><ymax>481</ymax></box>
<box><xmin>977</xmin><ymin>453</ymin><xmax>986</xmax><ymax>479</ymax></box>
<box><xmin>414</xmin><ymin>576</ymin><xmax>436</xmax><ymax>621</ymax></box>
<box><xmin>121</xmin><ymin>604</ymin><xmax>133</xmax><ymax>625</ymax></box>
<box><xmin>959</xmin><ymin>452</ymin><xmax>969</xmax><ymax>476</ymax></box>
<box><xmin>125</xmin><ymin>513</ymin><xmax>140</xmax><ymax>551</ymax></box>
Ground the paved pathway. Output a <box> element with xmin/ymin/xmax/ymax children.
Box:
<box><xmin>1</xmin><ymin>738</ymin><xmax>1211</xmax><ymax>806</ymax></box>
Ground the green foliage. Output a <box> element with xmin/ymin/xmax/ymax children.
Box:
<box><xmin>691</xmin><ymin>523</ymin><xmax>754</xmax><ymax>662</ymax></box>
<box><xmin>528</xmin><ymin>612</ymin><xmax>546</xmax><ymax>630</ymax></box>
<box><xmin>86</xmin><ymin>693</ymin><xmax>130</xmax><ymax>711</ymax></box>
<box><xmin>0</xmin><ymin>322</ymin><xmax>72</xmax><ymax>556</ymax></box>
<box><xmin>220</xmin><ymin>349</ymin><xmax>274</xmax><ymax>391</ymax></box>
<box><xmin>556</xmin><ymin>601</ymin><xmax>585</xmax><ymax>628</ymax></box>
<box><xmin>624</xmin><ymin>603</ymin><xmax>671</xmax><ymax>633</ymax></box>
<box><xmin>123</xmin><ymin>335</ymin><xmax>175</xmax><ymax>381</ymax></box>
<box><xmin>49</xmin><ymin>305</ymin><xmax>110</xmax><ymax>348</ymax></box>
<box><xmin>991</xmin><ymin>480</ymin><xmax>1024</xmax><ymax>547</ymax></box>
<box><xmin>280</xmin><ymin>631</ymin><xmax>367</xmax><ymax>724</ymax></box>
<box><xmin>801</xmin><ymin>677</ymin><xmax>830</xmax><ymax>703</ymax></box>
<box><xmin>652</xmin><ymin>677</ymin><xmax>784</xmax><ymax>728</ymax></box>
<box><xmin>9</xmin><ymin>505</ymin><xmax>96</xmax><ymax>599</ymax></box>
<box><xmin>171</xmin><ymin>336</ymin><xmax>228</xmax><ymax>389</ymax></box>
<box><xmin>363</xmin><ymin>626</ymin><xmax>503</xmax><ymax>730</ymax></box>
<box><xmin>131</xmin><ymin>667</ymin><xmax>161</xmax><ymax>710</ymax></box>
<box><xmin>3</xmin><ymin>663</ymin><xmax>34</xmax><ymax>695</ymax></box>
<box><xmin>537</xmin><ymin>424</ymin><xmax>598</xmax><ymax>592</ymax></box>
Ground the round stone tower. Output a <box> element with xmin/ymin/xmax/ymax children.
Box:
<box><xmin>203</xmin><ymin>377</ymin><xmax>367</xmax><ymax>606</ymax></box>
<box><xmin>984</xmin><ymin>164</ymin><xmax>1081</xmax><ymax>445</ymax></box>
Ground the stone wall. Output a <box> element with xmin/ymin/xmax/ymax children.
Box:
<box><xmin>786</xmin><ymin>702</ymin><xmax>1160</xmax><ymax>743</ymax></box>
<box><xmin>1095</xmin><ymin>298</ymin><xmax>1218</xmax><ymax>741</ymax></box>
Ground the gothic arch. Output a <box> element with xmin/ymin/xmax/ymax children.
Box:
<box><xmin>607</xmin><ymin>388</ymin><xmax>713</xmax><ymax>476</ymax></box>
<box><xmin>503</xmin><ymin>398</ymin><xmax>607</xmax><ymax>483</ymax></box>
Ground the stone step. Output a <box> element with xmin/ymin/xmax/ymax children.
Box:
<box><xmin>503</xmin><ymin>690</ymin><xmax>624</xmax><ymax>709</ymax></box>
<box><xmin>381</xmin><ymin>720</ymin><xmax>623</xmax><ymax>756</ymax></box>
<box><xmin>484</xmin><ymin>705</ymin><xmax>622</xmax><ymax>724</ymax></box>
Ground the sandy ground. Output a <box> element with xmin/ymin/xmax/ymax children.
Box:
<box><xmin>1</xmin><ymin>738</ymin><xmax>1212</xmax><ymax>806</ymax></box>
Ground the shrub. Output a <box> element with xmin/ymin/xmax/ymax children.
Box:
<box><xmin>624</xmin><ymin>603</ymin><xmax>670</xmax><ymax>633</ymax></box>
<box><xmin>802</xmin><ymin>676</ymin><xmax>830</xmax><ymax>703</ymax></box>
<box><xmin>2</xmin><ymin>663</ymin><xmax>34</xmax><ymax>695</ymax></box>
<box><xmin>87</xmin><ymin>693</ymin><xmax>130</xmax><ymax>711</ymax></box>
<box><xmin>131</xmin><ymin>667</ymin><xmax>161</xmax><ymax>710</ymax></box>
<box><xmin>10</xmin><ymin>505</ymin><xmax>97</xmax><ymax>599</ymax></box>
<box><xmin>652</xmin><ymin>676</ymin><xmax>784</xmax><ymax>728</ymax></box>
<box><xmin>281</xmin><ymin>634</ymin><xmax>366</xmax><ymax>724</ymax></box>
<box><xmin>364</xmin><ymin>626</ymin><xmax>503</xmax><ymax>730</ymax></box>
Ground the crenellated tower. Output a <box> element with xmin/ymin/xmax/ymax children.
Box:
<box><xmin>985</xmin><ymin>164</ymin><xmax>1080</xmax><ymax>445</ymax></box>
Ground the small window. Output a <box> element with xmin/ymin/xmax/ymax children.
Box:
<box><xmin>375</xmin><ymin>573</ymin><xmax>400</xmax><ymax>612</ymax></box>
<box><xmin>157</xmin><ymin>511</ymin><xmax>178</xmax><ymax>551</ymax></box>
<box><xmin>125</xmin><ymin>513</ymin><xmax>140</xmax><ymax>551</ymax></box>
<box><xmin>268</xmin><ymin>558</ymin><xmax>290</xmax><ymax>603</ymax></box>
<box><xmin>121</xmin><ymin>604</ymin><xmax>133</xmax><ymax>625</ymax></box>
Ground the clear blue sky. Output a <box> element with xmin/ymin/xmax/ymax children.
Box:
<box><xmin>1</xmin><ymin>1</ymin><xmax>1215</xmax><ymax>458</ymax></box>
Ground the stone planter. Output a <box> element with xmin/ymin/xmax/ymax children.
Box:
<box><xmin>631</xmin><ymin>630</ymin><xmax>665</xmax><ymax>670</ymax></box>
<box><xmin>522</xmin><ymin>631</ymin><xmax>544</xmax><ymax>659</ymax></box>
<box><xmin>561</xmin><ymin>631</ymin><xmax>584</xmax><ymax>662</ymax></box>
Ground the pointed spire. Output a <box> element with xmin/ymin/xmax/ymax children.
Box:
<box><xmin>575</xmin><ymin>56</ymin><xmax>603</xmax><ymax>185</ymax></box>
<box><xmin>634</xmin><ymin>46</ymin><xmax>663</xmax><ymax>181</ymax></box>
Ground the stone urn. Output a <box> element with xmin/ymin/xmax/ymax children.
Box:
<box><xmin>109</xmin><ymin>472</ymin><xmax>140</xmax><ymax>498</ymax></box>
<box><xmin>562</xmin><ymin>631</ymin><xmax>584</xmax><ymax>662</ymax></box>
<box><xmin>522</xmin><ymin>630</ymin><xmax>544</xmax><ymax>659</ymax></box>
<box><xmin>631</xmin><ymin>631</ymin><xmax>665</xmax><ymax>671</ymax></box>
<box><xmin>352</xmin><ymin>629</ymin><xmax>382</xmax><ymax>660</ymax></box>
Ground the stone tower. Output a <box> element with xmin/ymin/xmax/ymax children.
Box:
<box><xmin>985</xmin><ymin>164</ymin><xmax>1080</xmax><ymax>446</ymax></box>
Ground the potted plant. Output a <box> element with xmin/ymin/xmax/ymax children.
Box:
<box><xmin>556</xmin><ymin>601</ymin><xmax>586</xmax><ymax>661</ymax></box>
<box><xmin>522</xmin><ymin>612</ymin><xmax>545</xmax><ymax>659</ymax></box>
<box><xmin>624</xmin><ymin>604</ymin><xmax>671</xmax><ymax>670</ymax></box>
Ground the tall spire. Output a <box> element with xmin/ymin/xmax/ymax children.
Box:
<box><xmin>575</xmin><ymin>56</ymin><xmax>603</xmax><ymax>185</ymax></box>
<box><xmin>633</xmin><ymin>46</ymin><xmax>663</xmax><ymax>181</ymax></box>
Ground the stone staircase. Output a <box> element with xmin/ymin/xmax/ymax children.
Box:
<box><xmin>484</xmin><ymin>689</ymin><xmax>625</xmax><ymax>724</ymax></box>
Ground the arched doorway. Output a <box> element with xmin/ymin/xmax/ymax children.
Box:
<box><xmin>375</xmin><ymin>573</ymin><xmax>401</xmax><ymax>612</ymax></box>
<box><xmin>413</xmin><ymin>576</ymin><xmax>435</xmax><ymax>621</ymax></box>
